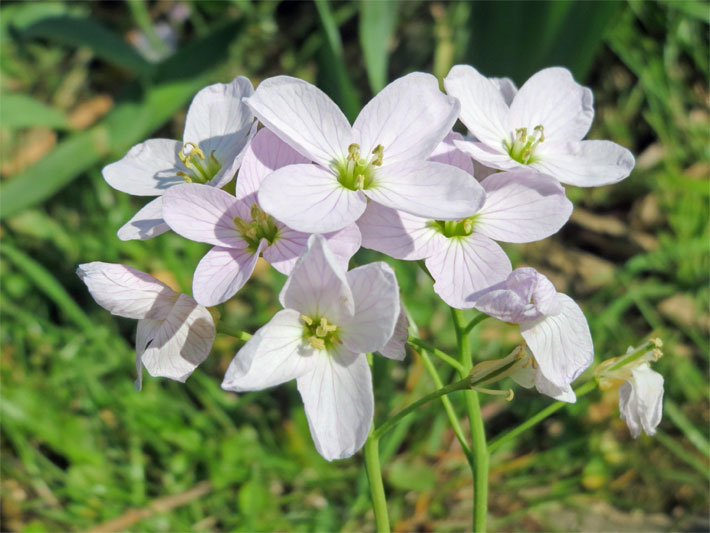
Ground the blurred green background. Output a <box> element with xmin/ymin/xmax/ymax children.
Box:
<box><xmin>1</xmin><ymin>1</ymin><xmax>708</xmax><ymax>531</ymax></box>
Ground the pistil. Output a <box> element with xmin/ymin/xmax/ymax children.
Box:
<box><xmin>177</xmin><ymin>142</ymin><xmax>222</xmax><ymax>183</ymax></box>
<box><xmin>233</xmin><ymin>204</ymin><xmax>280</xmax><ymax>252</ymax></box>
<box><xmin>505</xmin><ymin>124</ymin><xmax>545</xmax><ymax>164</ymax></box>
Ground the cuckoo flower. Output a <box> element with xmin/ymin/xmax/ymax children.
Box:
<box><xmin>444</xmin><ymin>65</ymin><xmax>635</xmax><ymax>187</ymax></box>
<box><xmin>77</xmin><ymin>262</ymin><xmax>215</xmax><ymax>388</ymax></box>
<box><xmin>358</xmin><ymin>133</ymin><xmax>572</xmax><ymax>309</ymax></box>
<box><xmin>162</xmin><ymin>128</ymin><xmax>361</xmax><ymax>307</ymax></box>
<box><xmin>222</xmin><ymin>235</ymin><xmax>401</xmax><ymax>460</ymax></box>
<box><xmin>103</xmin><ymin>76</ymin><xmax>256</xmax><ymax>240</ymax></box>
<box><xmin>470</xmin><ymin>268</ymin><xmax>594</xmax><ymax>401</ymax></box>
<box><xmin>596</xmin><ymin>341</ymin><xmax>665</xmax><ymax>438</ymax></box>
<box><xmin>245</xmin><ymin>73</ymin><xmax>485</xmax><ymax>233</ymax></box>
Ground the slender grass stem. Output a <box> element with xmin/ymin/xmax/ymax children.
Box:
<box><xmin>364</xmin><ymin>429</ymin><xmax>390</xmax><ymax>533</ymax></box>
<box><xmin>408</xmin><ymin>337</ymin><xmax>465</xmax><ymax>374</ymax></box>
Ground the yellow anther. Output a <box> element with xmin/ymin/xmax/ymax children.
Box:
<box><xmin>505</xmin><ymin>389</ymin><xmax>515</xmax><ymax>402</ymax></box>
<box><xmin>347</xmin><ymin>143</ymin><xmax>361</xmax><ymax>161</ymax></box>
<box><xmin>371</xmin><ymin>144</ymin><xmax>384</xmax><ymax>166</ymax></box>
<box><xmin>515</xmin><ymin>127</ymin><xmax>527</xmax><ymax>143</ymax></box>
<box><xmin>533</xmin><ymin>124</ymin><xmax>545</xmax><ymax>143</ymax></box>
<box><xmin>309</xmin><ymin>336</ymin><xmax>326</xmax><ymax>350</ymax></box>
<box><xmin>300</xmin><ymin>315</ymin><xmax>313</xmax><ymax>326</ymax></box>
<box><xmin>315</xmin><ymin>317</ymin><xmax>337</xmax><ymax>337</ymax></box>
<box><xmin>177</xmin><ymin>171</ymin><xmax>193</xmax><ymax>182</ymax></box>
<box><xmin>354</xmin><ymin>174</ymin><xmax>365</xmax><ymax>189</ymax></box>
<box><xmin>652</xmin><ymin>337</ymin><xmax>663</xmax><ymax>348</ymax></box>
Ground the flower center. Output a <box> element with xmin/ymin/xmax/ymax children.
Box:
<box><xmin>334</xmin><ymin>143</ymin><xmax>384</xmax><ymax>191</ymax></box>
<box><xmin>177</xmin><ymin>142</ymin><xmax>222</xmax><ymax>184</ymax></box>
<box><xmin>504</xmin><ymin>125</ymin><xmax>545</xmax><ymax>164</ymax></box>
<box><xmin>300</xmin><ymin>315</ymin><xmax>341</xmax><ymax>351</ymax></box>
<box><xmin>428</xmin><ymin>214</ymin><xmax>479</xmax><ymax>238</ymax></box>
<box><xmin>233</xmin><ymin>204</ymin><xmax>280</xmax><ymax>252</ymax></box>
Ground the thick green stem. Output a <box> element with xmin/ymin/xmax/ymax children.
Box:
<box><xmin>364</xmin><ymin>429</ymin><xmax>390</xmax><ymax>533</ymax></box>
<box><xmin>451</xmin><ymin>308</ymin><xmax>488</xmax><ymax>533</ymax></box>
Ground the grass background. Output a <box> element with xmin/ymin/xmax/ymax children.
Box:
<box><xmin>1</xmin><ymin>1</ymin><xmax>708</xmax><ymax>531</ymax></box>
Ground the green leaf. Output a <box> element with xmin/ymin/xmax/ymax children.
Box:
<box><xmin>386</xmin><ymin>458</ymin><xmax>437</xmax><ymax>491</ymax></box>
<box><xmin>359</xmin><ymin>0</ymin><xmax>399</xmax><ymax>93</ymax></box>
<box><xmin>1</xmin><ymin>92</ymin><xmax>69</xmax><ymax>129</ymax></box>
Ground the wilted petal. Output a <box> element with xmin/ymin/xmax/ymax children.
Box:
<box><xmin>245</xmin><ymin>76</ymin><xmax>352</xmax><ymax>167</ymax></box>
<box><xmin>339</xmin><ymin>263</ymin><xmax>400</xmax><ymax>354</ymax></box>
<box><xmin>117</xmin><ymin>197</ymin><xmax>170</xmax><ymax>241</ymax></box>
<box><xmin>619</xmin><ymin>364</ymin><xmax>664</xmax><ymax>438</ymax></box>
<box><xmin>379</xmin><ymin>305</ymin><xmax>409</xmax><ymax>361</ymax></box>
<box><xmin>509</xmin><ymin>67</ymin><xmax>593</xmax><ymax>143</ymax></box>
<box><xmin>279</xmin><ymin>234</ymin><xmax>355</xmax><ymax>321</ymax></box>
<box><xmin>192</xmin><ymin>243</ymin><xmax>263</xmax><ymax>307</ymax></box>
<box><xmin>77</xmin><ymin>262</ymin><xmax>176</xmax><ymax>320</ymax></box>
<box><xmin>353</xmin><ymin>72</ymin><xmax>459</xmax><ymax>165</ymax></box>
<box><xmin>367</xmin><ymin>160</ymin><xmax>485</xmax><ymax>220</ymax></box>
<box><xmin>297</xmin><ymin>348</ymin><xmax>373</xmax><ymax>460</ymax></box>
<box><xmin>162</xmin><ymin>183</ymin><xmax>247</xmax><ymax>248</ymax></box>
<box><xmin>476</xmin><ymin>170</ymin><xmax>572</xmax><ymax>243</ymax></box>
<box><xmin>103</xmin><ymin>139</ymin><xmax>183</xmax><ymax>196</ymax></box>
<box><xmin>428</xmin><ymin>131</ymin><xmax>474</xmax><ymax>174</ymax></box>
<box><xmin>358</xmin><ymin>202</ymin><xmax>445</xmax><ymax>261</ymax></box>
<box><xmin>258</xmin><ymin>164</ymin><xmax>367</xmax><ymax>233</ymax></box>
<box><xmin>221</xmin><ymin>309</ymin><xmax>317</xmax><ymax>391</ymax></box>
<box><xmin>533</xmin><ymin>140</ymin><xmax>635</xmax><ymax>187</ymax></box>
<box><xmin>521</xmin><ymin>294</ymin><xmax>593</xmax><ymax>389</ymax></box>
<box><xmin>140</xmin><ymin>293</ymin><xmax>215</xmax><ymax>382</ymax></box>
<box><xmin>426</xmin><ymin>234</ymin><xmax>512</xmax><ymax>309</ymax></box>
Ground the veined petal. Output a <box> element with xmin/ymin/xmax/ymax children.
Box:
<box><xmin>426</xmin><ymin>233</ymin><xmax>512</xmax><ymax>309</ymax></box>
<box><xmin>258</xmin><ymin>164</ymin><xmax>367</xmax><ymax>233</ymax></box>
<box><xmin>135</xmin><ymin>318</ymin><xmax>161</xmax><ymax>391</ymax></box>
<box><xmin>357</xmin><ymin>202</ymin><xmax>445</xmax><ymax>260</ymax></box>
<box><xmin>77</xmin><ymin>262</ymin><xmax>176</xmax><ymax>320</ymax></box>
<box><xmin>208</xmin><ymin>121</ymin><xmax>258</xmax><ymax>190</ymax></box>
<box><xmin>379</xmin><ymin>304</ymin><xmax>409</xmax><ymax>361</ymax></box>
<box><xmin>353</xmin><ymin>72</ymin><xmax>459</xmax><ymax>165</ymax></box>
<box><xmin>428</xmin><ymin>131</ymin><xmax>474</xmax><ymax>174</ymax></box>
<box><xmin>297</xmin><ymin>348</ymin><xmax>373</xmax><ymax>461</ymax></box>
<box><xmin>533</xmin><ymin>140</ymin><xmax>635</xmax><ymax>187</ymax></box>
<box><xmin>453</xmin><ymin>138</ymin><xmax>519</xmax><ymax>171</ymax></box>
<box><xmin>469</xmin><ymin>267</ymin><xmax>539</xmax><ymax>319</ymax></box>
<box><xmin>162</xmin><ymin>183</ymin><xmax>247</xmax><ymax>248</ymax></box>
<box><xmin>444</xmin><ymin>65</ymin><xmax>510</xmax><ymax>149</ymax></box>
<box><xmin>221</xmin><ymin>309</ymin><xmax>317</xmax><ymax>391</ymax></box>
<box><xmin>509</xmin><ymin>67</ymin><xmax>593</xmax><ymax>143</ymax></box>
<box><xmin>619</xmin><ymin>364</ymin><xmax>664</xmax><ymax>438</ymax></box>
<box><xmin>245</xmin><ymin>75</ymin><xmax>352</xmax><ymax>167</ymax></box>
<box><xmin>192</xmin><ymin>243</ymin><xmax>263</xmax><ymax>307</ymax></box>
<box><xmin>140</xmin><ymin>293</ymin><xmax>215</xmax><ymax>382</ymax></box>
<box><xmin>367</xmin><ymin>160</ymin><xmax>485</xmax><ymax>220</ymax></box>
<box><xmin>520</xmin><ymin>294</ymin><xmax>593</xmax><ymax>389</ymax></box>
<box><xmin>531</xmin><ymin>272</ymin><xmax>562</xmax><ymax>316</ymax></box>
<box><xmin>476</xmin><ymin>170</ymin><xmax>572</xmax><ymax>243</ymax></box>
<box><xmin>491</xmin><ymin>77</ymin><xmax>517</xmax><ymax>106</ymax></box>
<box><xmin>236</xmin><ymin>127</ymin><xmax>309</xmax><ymax>205</ymax></box>
<box><xmin>117</xmin><ymin>197</ymin><xmax>170</xmax><ymax>241</ymax></box>
<box><xmin>535</xmin><ymin>373</ymin><xmax>577</xmax><ymax>403</ymax></box>
<box><xmin>103</xmin><ymin>139</ymin><xmax>183</xmax><ymax>196</ymax></box>
<box><xmin>279</xmin><ymin>234</ymin><xmax>355</xmax><ymax>322</ymax></box>
<box><xmin>340</xmin><ymin>263</ymin><xmax>400</xmax><ymax>354</ymax></box>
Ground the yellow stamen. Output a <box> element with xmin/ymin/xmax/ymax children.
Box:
<box><xmin>309</xmin><ymin>336</ymin><xmax>326</xmax><ymax>350</ymax></box>
<box><xmin>300</xmin><ymin>315</ymin><xmax>313</xmax><ymax>326</ymax></box>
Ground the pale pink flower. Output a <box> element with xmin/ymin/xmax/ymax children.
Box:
<box><xmin>244</xmin><ymin>73</ymin><xmax>486</xmax><ymax>233</ymax></box>
<box><xmin>161</xmin><ymin>128</ymin><xmax>361</xmax><ymax>307</ymax></box>
<box><xmin>444</xmin><ymin>65</ymin><xmax>635</xmax><ymax>187</ymax></box>
<box><xmin>103</xmin><ymin>76</ymin><xmax>256</xmax><ymax>240</ymax></box>
<box><xmin>222</xmin><ymin>235</ymin><xmax>401</xmax><ymax>460</ymax></box>
<box><xmin>77</xmin><ymin>262</ymin><xmax>215</xmax><ymax>388</ymax></box>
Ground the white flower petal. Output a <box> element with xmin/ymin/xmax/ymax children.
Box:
<box><xmin>453</xmin><ymin>138</ymin><xmax>519</xmax><ymax>171</ymax></box>
<box><xmin>476</xmin><ymin>170</ymin><xmax>572</xmax><ymax>243</ymax></box>
<box><xmin>103</xmin><ymin>139</ymin><xmax>183</xmax><ymax>196</ymax></box>
<box><xmin>357</xmin><ymin>202</ymin><xmax>445</xmax><ymax>261</ymax></box>
<box><xmin>444</xmin><ymin>65</ymin><xmax>510</xmax><ymax>149</ymax></box>
<box><xmin>339</xmin><ymin>262</ymin><xmax>400</xmax><ymax>354</ymax></box>
<box><xmin>491</xmin><ymin>77</ymin><xmax>517</xmax><ymax>106</ymax></box>
<box><xmin>140</xmin><ymin>293</ymin><xmax>215</xmax><ymax>382</ymax></box>
<box><xmin>533</xmin><ymin>140</ymin><xmax>635</xmax><ymax>187</ymax></box>
<box><xmin>428</xmin><ymin>131</ymin><xmax>474</xmax><ymax>174</ymax></box>
<box><xmin>353</xmin><ymin>72</ymin><xmax>459</xmax><ymax>165</ymax></box>
<box><xmin>208</xmin><ymin>121</ymin><xmax>258</xmax><ymax>190</ymax></box>
<box><xmin>245</xmin><ymin>76</ymin><xmax>352</xmax><ymax>166</ymax></box>
<box><xmin>379</xmin><ymin>305</ymin><xmax>409</xmax><ymax>361</ymax></box>
<box><xmin>297</xmin><ymin>348</ymin><xmax>373</xmax><ymax>460</ymax></box>
<box><xmin>469</xmin><ymin>267</ymin><xmax>540</xmax><ymax>321</ymax></box>
<box><xmin>117</xmin><ymin>197</ymin><xmax>170</xmax><ymax>241</ymax></box>
<box><xmin>367</xmin><ymin>160</ymin><xmax>485</xmax><ymax>220</ymax></box>
<box><xmin>77</xmin><ymin>262</ymin><xmax>176</xmax><ymax>320</ymax></box>
<box><xmin>279</xmin><ymin>234</ymin><xmax>355</xmax><ymax>322</ymax></box>
<box><xmin>520</xmin><ymin>294</ymin><xmax>593</xmax><ymax>389</ymax></box>
<box><xmin>535</xmin><ymin>372</ymin><xmax>577</xmax><ymax>403</ymax></box>
<box><xmin>221</xmin><ymin>309</ymin><xmax>317</xmax><ymax>391</ymax></box>
<box><xmin>619</xmin><ymin>364</ymin><xmax>664</xmax><ymax>438</ymax></box>
<box><xmin>426</xmin><ymin>233</ymin><xmax>512</xmax><ymax>309</ymax></box>
<box><xmin>258</xmin><ymin>163</ymin><xmax>367</xmax><ymax>233</ymax></box>
<box><xmin>135</xmin><ymin>318</ymin><xmax>161</xmax><ymax>391</ymax></box>
<box><xmin>509</xmin><ymin>67</ymin><xmax>593</xmax><ymax>143</ymax></box>
<box><xmin>192</xmin><ymin>243</ymin><xmax>263</xmax><ymax>307</ymax></box>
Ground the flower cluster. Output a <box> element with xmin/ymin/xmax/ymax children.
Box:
<box><xmin>79</xmin><ymin>65</ymin><xmax>661</xmax><ymax>460</ymax></box>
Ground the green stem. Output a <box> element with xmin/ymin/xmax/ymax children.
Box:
<box><xmin>451</xmin><ymin>308</ymin><xmax>488</xmax><ymax>533</ymax></box>
<box><xmin>487</xmin><ymin>380</ymin><xmax>597</xmax><ymax>454</ymax></box>
<box><xmin>408</xmin><ymin>337</ymin><xmax>465</xmax><ymax>374</ymax></box>
<box><xmin>215</xmin><ymin>323</ymin><xmax>252</xmax><ymax>342</ymax></box>
<box><xmin>364</xmin><ymin>429</ymin><xmax>390</xmax><ymax>532</ymax></box>
<box><xmin>464</xmin><ymin>313</ymin><xmax>489</xmax><ymax>336</ymax></box>
<box><xmin>374</xmin><ymin>376</ymin><xmax>474</xmax><ymax>439</ymax></box>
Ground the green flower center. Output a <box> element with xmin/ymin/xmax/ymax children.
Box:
<box><xmin>334</xmin><ymin>143</ymin><xmax>384</xmax><ymax>191</ymax></box>
<box><xmin>428</xmin><ymin>214</ymin><xmax>480</xmax><ymax>238</ymax></box>
<box><xmin>233</xmin><ymin>204</ymin><xmax>280</xmax><ymax>252</ymax></box>
<box><xmin>300</xmin><ymin>315</ymin><xmax>341</xmax><ymax>351</ymax></box>
<box><xmin>504</xmin><ymin>125</ymin><xmax>545</xmax><ymax>164</ymax></box>
<box><xmin>177</xmin><ymin>142</ymin><xmax>222</xmax><ymax>184</ymax></box>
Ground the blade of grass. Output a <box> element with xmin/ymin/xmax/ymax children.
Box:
<box><xmin>1</xmin><ymin>93</ymin><xmax>70</xmax><ymax>129</ymax></box>
<box><xmin>655</xmin><ymin>430</ymin><xmax>710</xmax><ymax>481</ymax></box>
<box><xmin>359</xmin><ymin>0</ymin><xmax>398</xmax><ymax>93</ymax></box>
<box><xmin>664</xmin><ymin>399</ymin><xmax>710</xmax><ymax>459</ymax></box>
